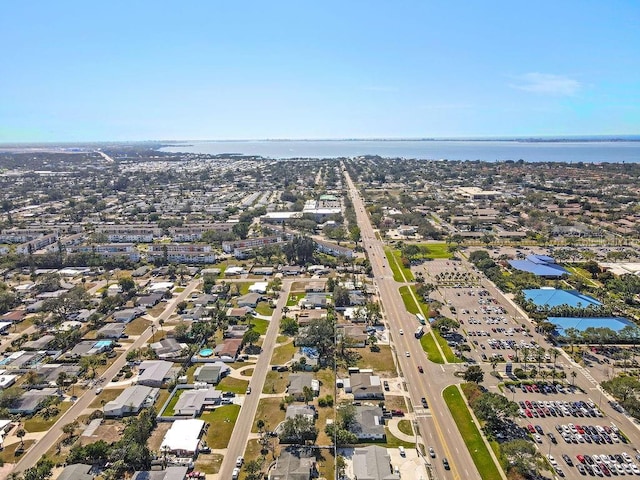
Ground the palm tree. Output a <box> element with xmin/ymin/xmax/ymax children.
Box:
<box><xmin>16</xmin><ymin>427</ymin><xmax>26</xmax><ymax>448</ymax></box>
<box><xmin>570</xmin><ymin>371</ymin><xmax>577</xmax><ymax>386</ymax></box>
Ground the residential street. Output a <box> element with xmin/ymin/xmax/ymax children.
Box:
<box><xmin>13</xmin><ymin>279</ymin><xmax>202</xmax><ymax>474</ymax></box>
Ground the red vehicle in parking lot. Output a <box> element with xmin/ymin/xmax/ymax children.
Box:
<box><xmin>577</xmin><ymin>455</ymin><xmax>585</xmax><ymax>464</ymax></box>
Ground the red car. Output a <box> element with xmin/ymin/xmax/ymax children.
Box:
<box><xmin>418</xmin><ymin>365</ymin><xmax>424</xmax><ymax>373</ymax></box>
<box><xmin>577</xmin><ymin>455</ymin><xmax>585</xmax><ymax>464</ymax></box>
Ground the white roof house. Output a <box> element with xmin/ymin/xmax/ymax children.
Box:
<box><xmin>248</xmin><ymin>282</ymin><xmax>268</xmax><ymax>294</ymax></box>
<box><xmin>103</xmin><ymin>386</ymin><xmax>159</xmax><ymax>417</ymax></box>
<box><xmin>160</xmin><ymin>419</ymin><xmax>205</xmax><ymax>456</ymax></box>
<box><xmin>137</xmin><ymin>360</ymin><xmax>174</xmax><ymax>387</ymax></box>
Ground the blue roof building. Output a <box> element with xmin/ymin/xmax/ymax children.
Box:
<box><xmin>509</xmin><ymin>255</ymin><xmax>568</xmax><ymax>278</ymax></box>
<box><xmin>549</xmin><ymin>317</ymin><xmax>636</xmax><ymax>336</ymax></box>
<box><xmin>523</xmin><ymin>288</ymin><xmax>601</xmax><ymax>309</ymax></box>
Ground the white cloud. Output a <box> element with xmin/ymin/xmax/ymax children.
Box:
<box><xmin>510</xmin><ymin>73</ymin><xmax>581</xmax><ymax>95</ymax></box>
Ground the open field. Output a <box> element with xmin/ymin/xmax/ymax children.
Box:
<box><xmin>200</xmin><ymin>404</ymin><xmax>241</xmax><ymax>449</ymax></box>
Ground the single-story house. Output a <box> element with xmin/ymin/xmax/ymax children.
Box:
<box><xmin>131</xmin><ymin>466</ymin><xmax>189</xmax><ymax>480</ymax></box>
<box><xmin>160</xmin><ymin>419</ymin><xmax>205</xmax><ymax>457</ymax></box>
<box><xmin>287</xmin><ymin>373</ymin><xmax>320</xmax><ymax>400</ymax></box>
<box><xmin>224</xmin><ymin>324</ymin><xmax>249</xmax><ymax>338</ymax></box>
<box><xmin>344</xmin><ymin>372</ymin><xmax>384</xmax><ymax>400</ymax></box>
<box><xmin>22</xmin><ymin>334</ymin><xmax>55</xmax><ymax>351</ymax></box>
<box><xmin>248</xmin><ymin>282</ymin><xmax>269</xmax><ymax>294</ymax></box>
<box><xmin>350</xmin><ymin>406</ymin><xmax>386</xmax><ymax>441</ymax></box>
<box><xmin>191</xmin><ymin>294</ymin><xmax>217</xmax><ymax>306</ymax></box>
<box><xmin>136</xmin><ymin>293</ymin><xmax>164</xmax><ymax>308</ymax></box>
<box><xmin>9</xmin><ymin>388</ymin><xmax>59</xmax><ymax>415</ymax></box>
<box><xmin>113</xmin><ymin>307</ymin><xmax>145</xmax><ymax>323</ymax></box>
<box><xmin>137</xmin><ymin>360</ymin><xmax>174</xmax><ymax>387</ymax></box>
<box><xmin>299</xmin><ymin>294</ymin><xmax>327</xmax><ymax>309</ymax></box>
<box><xmin>57</xmin><ymin>464</ymin><xmax>94</xmax><ymax>480</ymax></box>
<box><xmin>352</xmin><ymin>446</ymin><xmax>400</xmax><ymax>480</ymax></box>
<box><xmin>281</xmin><ymin>265</ymin><xmax>304</xmax><ymax>276</ymax></box>
<box><xmin>194</xmin><ymin>363</ymin><xmax>230</xmax><ymax>384</ymax></box>
<box><xmin>349</xmin><ymin>291</ymin><xmax>367</xmax><ymax>306</ymax></box>
<box><xmin>0</xmin><ymin>372</ymin><xmax>18</xmax><ymax>389</ymax></box>
<box><xmin>304</xmin><ymin>282</ymin><xmax>325</xmax><ymax>293</ymax></box>
<box><xmin>173</xmin><ymin>387</ymin><xmax>223</xmax><ymax>416</ymax></box>
<box><xmin>269</xmin><ymin>448</ymin><xmax>316</xmax><ymax>480</ymax></box>
<box><xmin>1</xmin><ymin>310</ymin><xmax>26</xmax><ymax>323</ymax></box>
<box><xmin>215</xmin><ymin>339</ymin><xmax>243</xmax><ymax>362</ymax></box>
<box><xmin>237</xmin><ymin>293</ymin><xmax>262</xmax><ymax>308</ymax></box>
<box><xmin>296</xmin><ymin>309</ymin><xmax>327</xmax><ymax>325</ymax></box>
<box><xmin>103</xmin><ymin>386</ymin><xmax>159</xmax><ymax>418</ymax></box>
<box><xmin>97</xmin><ymin>323</ymin><xmax>126</xmax><ymax>339</ymax></box>
<box><xmin>285</xmin><ymin>404</ymin><xmax>315</xmax><ymax>422</ymax></box>
<box><xmin>338</xmin><ymin>324</ymin><xmax>368</xmax><ymax>348</ymax></box>
<box><xmin>182</xmin><ymin>305</ymin><xmax>206</xmax><ymax>321</ymax></box>
<box><xmin>151</xmin><ymin>337</ymin><xmax>187</xmax><ymax>360</ymax></box>
<box><xmin>226</xmin><ymin>307</ymin><xmax>250</xmax><ymax>319</ymax></box>
<box><xmin>252</xmin><ymin>267</ymin><xmax>274</xmax><ymax>276</ymax></box>
<box><xmin>67</xmin><ymin>340</ymin><xmax>112</xmax><ymax>358</ymax></box>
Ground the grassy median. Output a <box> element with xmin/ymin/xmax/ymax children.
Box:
<box><xmin>443</xmin><ymin>385</ymin><xmax>503</xmax><ymax>480</ymax></box>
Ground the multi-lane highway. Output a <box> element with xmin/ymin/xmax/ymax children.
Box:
<box><xmin>344</xmin><ymin>168</ymin><xmax>481</xmax><ymax>480</ymax></box>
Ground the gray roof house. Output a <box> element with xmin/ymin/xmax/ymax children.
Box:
<box><xmin>299</xmin><ymin>293</ymin><xmax>327</xmax><ymax>309</ymax></box>
<box><xmin>352</xmin><ymin>446</ymin><xmax>400</xmax><ymax>480</ymax></box>
<box><xmin>137</xmin><ymin>360</ymin><xmax>174</xmax><ymax>387</ymax></box>
<box><xmin>103</xmin><ymin>385</ymin><xmax>159</xmax><ymax>418</ymax></box>
<box><xmin>112</xmin><ymin>307</ymin><xmax>145</xmax><ymax>323</ymax></box>
<box><xmin>269</xmin><ymin>448</ymin><xmax>316</xmax><ymax>480</ymax></box>
<box><xmin>9</xmin><ymin>388</ymin><xmax>59</xmax><ymax>415</ymax></box>
<box><xmin>194</xmin><ymin>363</ymin><xmax>230</xmax><ymax>384</ymax></box>
<box><xmin>150</xmin><ymin>337</ymin><xmax>186</xmax><ymax>360</ymax></box>
<box><xmin>345</xmin><ymin>372</ymin><xmax>384</xmax><ymax>400</ymax></box>
<box><xmin>136</xmin><ymin>293</ymin><xmax>164</xmax><ymax>308</ymax></box>
<box><xmin>173</xmin><ymin>387</ymin><xmax>223</xmax><ymax>416</ymax></box>
<box><xmin>97</xmin><ymin>323</ymin><xmax>126</xmax><ymax>339</ymax></box>
<box><xmin>237</xmin><ymin>292</ymin><xmax>262</xmax><ymax>308</ymax></box>
<box><xmin>22</xmin><ymin>334</ymin><xmax>55</xmax><ymax>351</ymax></box>
<box><xmin>285</xmin><ymin>405</ymin><xmax>315</xmax><ymax>422</ymax></box>
<box><xmin>131</xmin><ymin>466</ymin><xmax>189</xmax><ymax>480</ymax></box>
<box><xmin>350</xmin><ymin>406</ymin><xmax>386</xmax><ymax>441</ymax></box>
<box><xmin>287</xmin><ymin>373</ymin><xmax>319</xmax><ymax>401</ymax></box>
<box><xmin>57</xmin><ymin>464</ymin><xmax>94</xmax><ymax>480</ymax></box>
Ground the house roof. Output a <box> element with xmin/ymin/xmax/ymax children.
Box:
<box><xmin>104</xmin><ymin>386</ymin><xmax>158</xmax><ymax>415</ymax></box>
<box><xmin>174</xmin><ymin>387</ymin><xmax>221</xmax><ymax>416</ymax></box>
<box><xmin>288</xmin><ymin>373</ymin><xmax>313</xmax><ymax>395</ymax></box>
<box><xmin>216</xmin><ymin>338</ymin><xmax>243</xmax><ymax>358</ymax></box>
<box><xmin>195</xmin><ymin>364</ymin><xmax>228</xmax><ymax>383</ymax></box>
<box><xmin>132</xmin><ymin>466</ymin><xmax>189</xmax><ymax>480</ymax></box>
<box><xmin>285</xmin><ymin>404</ymin><xmax>315</xmax><ymax>420</ymax></box>
<box><xmin>271</xmin><ymin>448</ymin><xmax>316</xmax><ymax>480</ymax></box>
<box><xmin>351</xmin><ymin>406</ymin><xmax>385</xmax><ymax>438</ymax></box>
<box><xmin>138</xmin><ymin>360</ymin><xmax>174</xmax><ymax>384</ymax></box>
<box><xmin>353</xmin><ymin>446</ymin><xmax>399</xmax><ymax>480</ymax></box>
<box><xmin>160</xmin><ymin>419</ymin><xmax>204</xmax><ymax>454</ymax></box>
<box><xmin>57</xmin><ymin>463</ymin><xmax>94</xmax><ymax>480</ymax></box>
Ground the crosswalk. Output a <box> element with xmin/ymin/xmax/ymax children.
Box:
<box><xmin>414</xmin><ymin>407</ymin><xmax>432</xmax><ymax>417</ymax></box>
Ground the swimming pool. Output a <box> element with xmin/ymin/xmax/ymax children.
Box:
<box><xmin>199</xmin><ymin>348</ymin><xmax>214</xmax><ymax>357</ymax></box>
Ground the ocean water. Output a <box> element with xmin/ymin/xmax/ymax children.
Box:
<box><xmin>159</xmin><ymin>139</ymin><xmax>640</xmax><ymax>163</ymax></box>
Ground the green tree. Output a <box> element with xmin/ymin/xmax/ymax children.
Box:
<box><xmin>280</xmin><ymin>316</ymin><xmax>299</xmax><ymax>336</ymax></box>
<box><xmin>463</xmin><ymin>366</ymin><xmax>484</xmax><ymax>384</ymax></box>
<box><xmin>243</xmin><ymin>328</ymin><xmax>261</xmax><ymax>347</ymax></box>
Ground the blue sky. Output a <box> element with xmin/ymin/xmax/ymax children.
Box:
<box><xmin>1</xmin><ymin>1</ymin><xmax>639</xmax><ymax>141</ymax></box>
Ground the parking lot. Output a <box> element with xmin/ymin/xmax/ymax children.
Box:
<box><xmin>509</xmin><ymin>381</ymin><xmax>640</xmax><ymax>478</ymax></box>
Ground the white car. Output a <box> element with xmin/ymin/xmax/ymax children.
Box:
<box><xmin>405</xmin><ymin>351</ymin><xmax>410</xmax><ymax>357</ymax></box>
<box><xmin>399</xmin><ymin>446</ymin><xmax>405</xmax><ymax>456</ymax></box>
<box><xmin>547</xmin><ymin>454</ymin><xmax>557</xmax><ymax>466</ymax></box>
<box><xmin>232</xmin><ymin>468</ymin><xmax>240</xmax><ymax>479</ymax></box>
<box><xmin>399</xmin><ymin>329</ymin><xmax>404</xmax><ymax>335</ymax></box>
<box><xmin>236</xmin><ymin>456</ymin><xmax>244</xmax><ymax>467</ymax></box>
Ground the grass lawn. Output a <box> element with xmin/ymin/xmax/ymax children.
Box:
<box><xmin>443</xmin><ymin>385</ymin><xmax>503</xmax><ymax>480</ymax></box>
<box><xmin>271</xmin><ymin>341</ymin><xmax>296</xmax><ymax>365</ymax></box>
<box><xmin>90</xmin><ymin>387</ymin><xmax>124</xmax><ymax>408</ymax></box>
<box><xmin>147</xmin><ymin>303</ymin><xmax>167</xmax><ymax>317</ymax></box>
<box><xmin>398</xmin><ymin>419</ymin><xmax>414</xmax><ymax>437</ymax></box>
<box><xmin>418</xmin><ymin>242</ymin><xmax>453</xmax><ymax>259</ymax></box>
<box><xmin>385</xmin><ymin>248</ymin><xmax>414</xmax><ymax>282</ymax></box>
<box><xmin>0</xmin><ymin>440</ymin><xmax>36</xmax><ymax>463</ymax></box>
<box><xmin>161</xmin><ymin>389</ymin><xmax>187</xmax><ymax>416</ymax></box>
<box><xmin>200</xmin><ymin>404</ymin><xmax>241</xmax><ymax>449</ymax></box>
<box><xmin>154</xmin><ymin>388</ymin><xmax>171</xmax><ymax>411</ymax></box>
<box><xmin>241</xmin><ymin>368</ymin><xmax>254</xmax><ymax>377</ymax></box>
<box><xmin>383</xmin><ymin>395</ymin><xmax>411</xmax><ymax>413</ymax></box>
<box><xmin>174</xmin><ymin>287</ymin><xmax>185</xmax><ymax>293</ymax></box>
<box><xmin>195</xmin><ymin>453</ymin><xmax>224</xmax><ymax>475</ymax></box>
<box><xmin>125</xmin><ymin>317</ymin><xmax>152</xmax><ymax>335</ymax></box>
<box><xmin>262</xmin><ymin>370</ymin><xmax>288</xmax><ymax>394</ymax></box>
<box><xmin>434</xmin><ymin>331</ymin><xmax>462</xmax><ymax>363</ymax></box>
<box><xmin>243</xmin><ymin>438</ymin><xmax>266</xmax><ymax>464</ymax></box>
<box><xmin>316</xmin><ymin>448</ymin><xmax>335</xmax><ymax>480</ymax></box>
<box><xmin>566</xmin><ymin>266</ymin><xmax>601</xmax><ymax>288</ymax></box>
<box><xmin>420</xmin><ymin>332</ymin><xmax>444</xmax><ymax>364</ymax></box>
<box><xmin>355</xmin><ymin>345</ymin><xmax>395</xmax><ymax>375</ymax></box>
<box><xmin>249</xmin><ymin>318</ymin><xmax>269</xmax><ymax>335</ymax></box>
<box><xmin>252</xmin><ymin>397</ymin><xmax>286</xmax><ymax>433</ymax></box>
<box><xmin>24</xmin><ymin>402</ymin><xmax>73</xmax><ymax>432</ymax></box>
<box><xmin>14</xmin><ymin>317</ymin><xmax>34</xmax><ymax>334</ymax></box>
<box><xmin>287</xmin><ymin>294</ymin><xmax>301</xmax><ymax>307</ymax></box>
<box><xmin>255</xmin><ymin>302</ymin><xmax>274</xmax><ymax>316</ymax></box>
<box><xmin>218</xmin><ymin>376</ymin><xmax>249</xmax><ymax>394</ymax></box>
<box><xmin>399</xmin><ymin>286</ymin><xmax>418</xmax><ymax>314</ymax></box>
<box><xmin>315</xmin><ymin>368</ymin><xmax>335</xmax><ymax>398</ymax></box>
<box><xmin>384</xmin><ymin>429</ymin><xmax>417</xmax><ymax>448</ymax></box>
<box><xmin>316</xmin><ymin>404</ymin><xmax>335</xmax><ymax>446</ymax></box>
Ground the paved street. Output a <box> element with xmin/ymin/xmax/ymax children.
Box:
<box><xmin>344</xmin><ymin>169</ymin><xmax>480</xmax><ymax>480</ymax></box>
<box><xmin>13</xmin><ymin>279</ymin><xmax>202</xmax><ymax>473</ymax></box>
